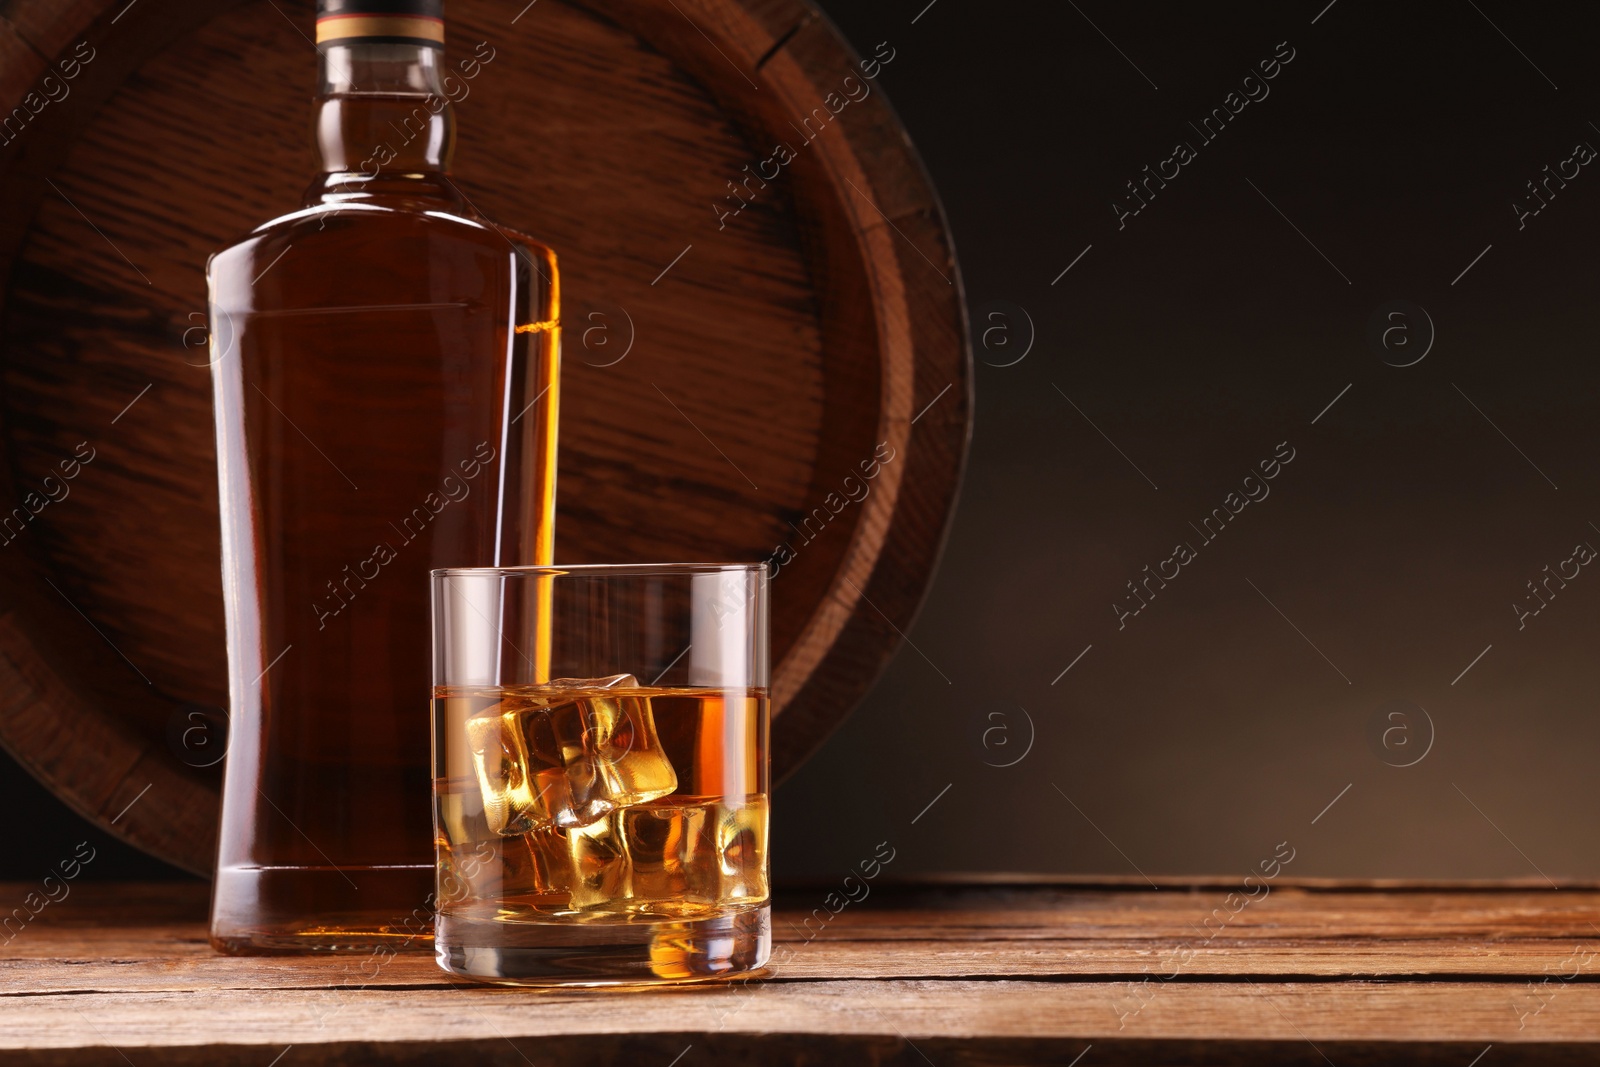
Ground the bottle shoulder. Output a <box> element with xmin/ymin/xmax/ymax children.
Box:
<box><xmin>211</xmin><ymin>203</ymin><xmax>556</xmax><ymax>271</ymax></box>
<box><xmin>214</xmin><ymin>202</ymin><xmax>468</xmax><ymax>257</ymax></box>
<box><xmin>207</xmin><ymin>200</ymin><xmax>558</xmax><ymax>315</ymax></box>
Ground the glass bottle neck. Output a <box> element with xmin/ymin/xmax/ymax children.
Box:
<box><xmin>312</xmin><ymin>42</ymin><xmax>456</xmax><ymax>198</ymax></box>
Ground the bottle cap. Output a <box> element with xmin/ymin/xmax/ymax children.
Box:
<box><xmin>316</xmin><ymin>0</ymin><xmax>444</xmax><ymax>48</ymax></box>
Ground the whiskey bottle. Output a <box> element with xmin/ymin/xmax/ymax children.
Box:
<box><xmin>206</xmin><ymin>0</ymin><xmax>559</xmax><ymax>953</ymax></box>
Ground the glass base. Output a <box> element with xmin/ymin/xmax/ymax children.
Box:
<box><xmin>435</xmin><ymin>903</ymin><xmax>770</xmax><ymax>986</ymax></box>
<box><xmin>210</xmin><ymin>864</ymin><xmax>436</xmax><ymax>955</ymax></box>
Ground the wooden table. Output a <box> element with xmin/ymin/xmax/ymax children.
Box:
<box><xmin>4</xmin><ymin>879</ymin><xmax>1599</xmax><ymax>1064</ymax></box>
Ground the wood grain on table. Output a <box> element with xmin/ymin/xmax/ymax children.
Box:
<box><xmin>3</xmin><ymin>880</ymin><xmax>1599</xmax><ymax>1064</ymax></box>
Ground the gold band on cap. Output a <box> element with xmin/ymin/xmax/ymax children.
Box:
<box><xmin>315</xmin><ymin>14</ymin><xmax>445</xmax><ymax>45</ymax></box>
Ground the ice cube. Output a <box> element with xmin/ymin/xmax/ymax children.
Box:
<box><xmin>567</xmin><ymin>796</ymin><xmax>770</xmax><ymax>914</ymax></box>
<box><xmin>463</xmin><ymin>715</ymin><xmax>538</xmax><ymax>837</ymax></box>
<box><xmin>715</xmin><ymin>795</ymin><xmax>770</xmax><ymax>902</ymax></box>
<box><xmin>625</xmin><ymin>801</ymin><xmax>718</xmax><ymax>905</ymax></box>
<box><xmin>501</xmin><ymin>827</ymin><xmax>573</xmax><ymax>903</ymax></box>
<box><xmin>566</xmin><ymin>811</ymin><xmax>631</xmax><ymax>910</ymax></box>
<box><xmin>464</xmin><ymin>674</ymin><xmax>677</xmax><ymax>834</ymax></box>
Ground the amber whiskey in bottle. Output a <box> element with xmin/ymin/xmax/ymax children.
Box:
<box><xmin>206</xmin><ymin>0</ymin><xmax>559</xmax><ymax>953</ymax></box>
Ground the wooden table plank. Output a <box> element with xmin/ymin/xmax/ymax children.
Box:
<box><xmin>19</xmin><ymin>881</ymin><xmax>1600</xmax><ymax>941</ymax></box>
<box><xmin>2</xmin><ymin>983</ymin><xmax>1598</xmax><ymax>1055</ymax></box>
<box><xmin>4</xmin><ymin>881</ymin><xmax>1600</xmax><ymax>1064</ymax></box>
<box><xmin>7</xmin><ymin>934</ymin><xmax>1600</xmax><ymax>988</ymax></box>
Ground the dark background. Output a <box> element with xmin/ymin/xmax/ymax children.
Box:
<box><xmin>8</xmin><ymin>0</ymin><xmax>1600</xmax><ymax>884</ymax></box>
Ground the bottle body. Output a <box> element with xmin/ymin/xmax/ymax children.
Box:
<box><xmin>206</xmin><ymin>38</ymin><xmax>558</xmax><ymax>952</ymax></box>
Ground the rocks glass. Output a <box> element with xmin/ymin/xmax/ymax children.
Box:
<box><xmin>431</xmin><ymin>563</ymin><xmax>769</xmax><ymax>985</ymax></box>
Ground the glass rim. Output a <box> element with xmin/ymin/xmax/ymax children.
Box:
<box><xmin>431</xmin><ymin>562</ymin><xmax>769</xmax><ymax>579</ymax></box>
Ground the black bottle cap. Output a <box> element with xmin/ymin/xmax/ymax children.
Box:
<box><xmin>316</xmin><ymin>0</ymin><xmax>444</xmax><ymax>48</ymax></box>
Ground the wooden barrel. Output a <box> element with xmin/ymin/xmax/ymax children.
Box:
<box><xmin>0</xmin><ymin>0</ymin><xmax>968</xmax><ymax>874</ymax></box>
